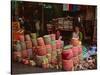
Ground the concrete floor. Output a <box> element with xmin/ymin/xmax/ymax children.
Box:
<box><xmin>11</xmin><ymin>62</ymin><xmax>62</xmax><ymax>74</ymax></box>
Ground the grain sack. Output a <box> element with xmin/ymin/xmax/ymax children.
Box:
<box><xmin>71</xmin><ymin>38</ymin><xmax>80</xmax><ymax>46</ymax></box>
<box><xmin>51</xmin><ymin>40</ymin><xmax>56</xmax><ymax>51</ymax></box>
<box><xmin>21</xmin><ymin>50</ymin><xmax>28</xmax><ymax>58</ymax></box>
<box><xmin>37</xmin><ymin>37</ymin><xmax>45</xmax><ymax>46</ymax></box>
<box><xmin>62</xmin><ymin>59</ymin><xmax>74</xmax><ymax>71</ymax></box>
<box><xmin>27</xmin><ymin>48</ymin><xmax>33</xmax><ymax>59</ymax></box>
<box><xmin>32</xmin><ymin>47</ymin><xmax>37</xmax><ymax>59</ymax></box>
<box><xmin>13</xmin><ymin>51</ymin><xmax>22</xmax><ymax>61</ymax></box>
<box><xmin>57</xmin><ymin>49</ymin><xmax>62</xmax><ymax>61</ymax></box>
<box><xmin>43</xmin><ymin>35</ymin><xmax>51</xmax><ymax>45</ymax></box>
<box><xmin>78</xmin><ymin>53</ymin><xmax>83</xmax><ymax>61</ymax></box>
<box><xmin>51</xmin><ymin>40</ymin><xmax>56</xmax><ymax>45</ymax></box>
<box><xmin>56</xmin><ymin>40</ymin><xmax>62</xmax><ymax>49</ymax></box>
<box><xmin>42</xmin><ymin>57</ymin><xmax>49</xmax><ymax>69</ymax></box>
<box><xmin>50</xmin><ymin>34</ymin><xmax>56</xmax><ymax>41</ymax></box>
<box><xmin>78</xmin><ymin>46</ymin><xmax>82</xmax><ymax>54</ymax></box>
<box><xmin>32</xmin><ymin>47</ymin><xmax>37</xmax><ymax>54</ymax></box>
<box><xmin>30</xmin><ymin>33</ymin><xmax>37</xmax><ymax>39</ymax></box>
<box><xmin>52</xmin><ymin>45</ymin><xmax>56</xmax><ymax>51</ymax></box>
<box><xmin>17</xmin><ymin>57</ymin><xmax>22</xmax><ymax>62</ymax></box>
<box><xmin>42</xmin><ymin>63</ymin><xmax>49</xmax><ymax>69</ymax></box>
<box><xmin>37</xmin><ymin>46</ymin><xmax>47</xmax><ymax>56</ymax></box>
<box><xmin>73</xmin><ymin>56</ymin><xmax>79</xmax><ymax>66</ymax></box>
<box><xmin>26</xmin><ymin>41</ymin><xmax>32</xmax><ymax>49</ymax></box>
<box><xmin>20</xmin><ymin>41</ymin><xmax>26</xmax><ymax>50</ymax></box>
<box><xmin>72</xmin><ymin>47</ymin><xmax>79</xmax><ymax>57</ymax></box>
<box><xmin>31</xmin><ymin>39</ymin><xmax>38</xmax><ymax>46</ymax></box>
<box><xmin>15</xmin><ymin>41</ymin><xmax>22</xmax><ymax>51</ymax></box>
<box><xmin>36</xmin><ymin>55</ymin><xmax>46</xmax><ymax>66</ymax></box>
<box><xmin>61</xmin><ymin>40</ymin><xmax>64</xmax><ymax>48</ymax></box>
<box><xmin>46</xmin><ymin>44</ymin><xmax>52</xmax><ymax>53</ymax></box>
<box><xmin>64</xmin><ymin>45</ymin><xmax>72</xmax><ymax>50</ymax></box>
<box><xmin>19</xmin><ymin>35</ymin><xmax>25</xmax><ymax>42</ymax></box>
<box><xmin>13</xmin><ymin>51</ymin><xmax>18</xmax><ymax>61</ymax></box>
<box><xmin>51</xmin><ymin>51</ymin><xmax>57</xmax><ymax>65</ymax></box>
<box><xmin>25</xmin><ymin>34</ymin><xmax>31</xmax><ymax>41</ymax></box>
<box><xmin>51</xmin><ymin>51</ymin><xmax>57</xmax><ymax>58</ymax></box>
<box><xmin>62</xmin><ymin>48</ymin><xmax>73</xmax><ymax>60</ymax></box>
<box><xmin>57</xmin><ymin>49</ymin><xmax>62</xmax><ymax>69</ymax></box>
<box><xmin>46</xmin><ymin>53</ymin><xmax>51</xmax><ymax>63</ymax></box>
<box><xmin>51</xmin><ymin>58</ymin><xmax>58</xmax><ymax>65</ymax></box>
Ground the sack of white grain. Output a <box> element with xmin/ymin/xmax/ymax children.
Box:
<box><xmin>43</xmin><ymin>35</ymin><xmax>51</xmax><ymax>45</ymax></box>
<box><xmin>25</xmin><ymin>34</ymin><xmax>31</xmax><ymax>41</ymax></box>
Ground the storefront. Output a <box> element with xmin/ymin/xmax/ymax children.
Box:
<box><xmin>11</xmin><ymin>1</ymin><xmax>97</xmax><ymax>74</ymax></box>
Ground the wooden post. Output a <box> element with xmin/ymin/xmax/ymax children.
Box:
<box><xmin>41</xmin><ymin>3</ymin><xmax>44</xmax><ymax>34</ymax></box>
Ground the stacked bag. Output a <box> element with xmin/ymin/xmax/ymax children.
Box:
<box><xmin>13</xmin><ymin>33</ymin><xmax>64</xmax><ymax>69</ymax></box>
<box><xmin>62</xmin><ymin>38</ymin><xmax>83</xmax><ymax>71</ymax></box>
<box><xmin>13</xmin><ymin>34</ymin><xmax>36</xmax><ymax>66</ymax></box>
<box><xmin>13</xmin><ymin>33</ymin><xmax>83</xmax><ymax>70</ymax></box>
<box><xmin>36</xmin><ymin>37</ymin><xmax>48</xmax><ymax>68</ymax></box>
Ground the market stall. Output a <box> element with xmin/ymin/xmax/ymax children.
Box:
<box><xmin>11</xmin><ymin>1</ymin><xmax>97</xmax><ymax>74</ymax></box>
